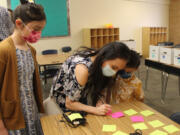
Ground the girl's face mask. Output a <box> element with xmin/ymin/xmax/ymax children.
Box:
<box><xmin>22</xmin><ymin>24</ymin><xmax>42</xmax><ymax>43</ymax></box>
<box><xmin>102</xmin><ymin>65</ymin><xmax>117</xmax><ymax>77</ymax></box>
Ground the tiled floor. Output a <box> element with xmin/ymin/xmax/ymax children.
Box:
<box><xmin>41</xmin><ymin>58</ymin><xmax>180</xmax><ymax>118</ymax></box>
<box><xmin>138</xmin><ymin>59</ymin><xmax>180</xmax><ymax>117</ymax></box>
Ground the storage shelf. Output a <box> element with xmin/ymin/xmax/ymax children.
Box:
<box><xmin>83</xmin><ymin>28</ymin><xmax>120</xmax><ymax>49</ymax></box>
<box><xmin>142</xmin><ymin>27</ymin><xmax>168</xmax><ymax>58</ymax></box>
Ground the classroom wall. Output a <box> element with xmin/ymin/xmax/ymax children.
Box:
<box><xmin>0</xmin><ymin>0</ymin><xmax>7</xmax><ymax>7</ymax></box>
<box><xmin>1</xmin><ymin>0</ymin><xmax>169</xmax><ymax>54</ymax></box>
<box><xmin>169</xmin><ymin>0</ymin><xmax>180</xmax><ymax>45</ymax></box>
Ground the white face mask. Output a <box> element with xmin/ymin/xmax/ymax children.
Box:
<box><xmin>102</xmin><ymin>65</ymin><xmax>116</xmax><ymax>77</ymax></box>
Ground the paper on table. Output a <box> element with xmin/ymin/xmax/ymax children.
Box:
<box><xmin>102</xmin><ymin>125</ymin><xmax>116</xmax><ymax>132</ymax></box>
<box><xmin>140</xmin><ymin>110</ymin><xmax>154</xmax><ymax>117</ymax></box>
<box><xmin>149</xmin><ymin>130</ymin><xmax>168</xmax><ymax>135</ymax></box>
<box><xmin>163</xmin><ymin>125</ymin><xmax>180</xmax><ymax>134</ymax></box>
<box><xmin>68</xmin><ymin>113</ymin><xmax>83</xmax><ymax>121</ymax></box>
<box><xmin>132</xmin><ymin>123</ymin><xmax>148</xmax><ymax>130</ymax></box>
<box><xmin>148</xmin><ymin>120</ymin><xmax>164</xmax><ymax>128</ymax></box>
<box><xmin>111</xmin><ymin>112</ymin><xmax>124</xmax><ymax>118</ymax></box>
<box><xmin>112</xmin><ymin>130</ymin><xmax>128</xmax><ymax>135</ymax></box>
<box><xmin>131</xmin><ymin>116</ymin><xmax>144</xmax><ymax>122</ymax></box>
<box><xmin>124</xmin><ymin>109</ymin><xmax>138</xmax><ymax>116</ymax></box>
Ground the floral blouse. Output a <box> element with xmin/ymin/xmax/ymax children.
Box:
<box><xmin>51</xmin><ymin>53</ymin><xmax>92</xmax><ymax>112</ymax></box>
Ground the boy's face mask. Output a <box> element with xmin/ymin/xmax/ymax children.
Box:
<box><xmin>22</xmin><ymin>24</ymin><xmax>42</xmax><ymax>43</ymax></box>
<box><xmin>102</xmin><ymin>65</ymin><xmax>117</xmax><ymax>77</ymax></box>
<box><xmin>118</xmin><ymin>70</ymin><xmax>132</xmax><ymax>79</ymax></box>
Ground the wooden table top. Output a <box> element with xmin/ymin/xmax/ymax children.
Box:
<box><xmin>40</xmin><ymin>101</ymin><xmax>180</xmax><ymax>135</ymax></box>
<box><xmin>37</xmin><ymin>52</ymin><xmax>72</xmax><ymax>66</ymax></box>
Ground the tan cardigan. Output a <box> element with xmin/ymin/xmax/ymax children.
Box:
<box><xmin>0</xmin><ymin>37</ymin><xmax>44</xmax><ymax>130</ymax></box>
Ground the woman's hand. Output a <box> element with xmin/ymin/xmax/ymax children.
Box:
<box><xmin>65</xmin><ymin>97</ymin><xmax>112</xmax><ymax>116</ymax></box>
<box><xmin>94</xmin><ymin>104</ymin><xmax>112</xmax><ymax>115</ymax></box>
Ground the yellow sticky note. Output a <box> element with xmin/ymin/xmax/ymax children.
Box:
<box><xmin>148</xmin><ymin>120</ymin><xmax>164</xmax><ymax>128</ymax></box>
<box><xmin>68</xmin><ymin>113</ymin><xmax>83</xmax><ymax>121</ymax></box>
<box><xmin>132</xmin><ymin>123</ymin><xmax>148</xmax><ymax>130</ymax></box>
<box><xmin>140</xmin><ymin>110</ymin><xmax>154</xmax><ymax>117</ymax></box>
<box><xmin>124</xmin><ymin>109</ymin><xmax>137</xmax><ymax>116</ymax></box>
<box><xmin>163</xmin><ymin>125</ymin><xmax>180</xmax><ymax>134</ymax></box>
<box><xmin>102</xmin><ymin>125</ymin><xmax>116</xmax><ymax>132</ymax></box>
<box><xmin>112</xmin><ymin>131</ymin><xmax>128</xmax><ymax>135</ymax></box>
<box><xmin>149</xmin><ymin>130</ymin><xmax>168</xmax><ymax>135</ymax></box>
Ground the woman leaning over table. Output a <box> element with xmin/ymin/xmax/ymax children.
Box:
<box><xmin>0</xmin><ymin>2</ymin><xmax>46</xmax><ymax>135</ymax></box>
<box><xmin>51</xmin><ymin>42</ymin><xmax>131</xmax><ymax>115</ymax></box>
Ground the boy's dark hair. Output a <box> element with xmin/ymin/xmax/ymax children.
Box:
<box><xmin>126</xmin><ymin>50</ymin><xmax>141</xmax><ymax>69</ymax></box>
<box><xmin>12</xmin><ymin>2</ymin><xmax>46</xmax><ymax>24</ymax></box>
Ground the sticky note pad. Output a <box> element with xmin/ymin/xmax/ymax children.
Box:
<box><xmin>102</xmin><ymin>125</ymin><xmax>116</xmax><ymax>132</ymax></box>
<box><xmin>163</xmin><ymin>125</ymin><xmax>180</xmax><ymax>134</ymax></box>
<box><xmin>148</xmin><ymin>120</ymin><xmax>164</xmax><ymax>128</ymax></box>
<box><xmin>132</xmin><ymin>123</ymin><xmax>148</xmax><ymax>130</ymax></box>
<box><xmin>111</xmin><ymin>112</ymin><xmax>124</xmax><ymax>118</ymax></box>
<box><xmin>124</xmin><ymin>109</ymin><xmax>137</xmax><ymax>116</ymax></box>
<box><xmin>68</xmin><ymin>113</ymin><xmax>82</xmax><ymax>121</ymax></box>
<box><xmin>112</xmin><ymin>130</ymin><xmax>128</xmax><ymax>135</ymax></box>
<box><xmin>140</xmin><ymin>110</ymin><xmax>154</xmax><ymax>117</ymax></box>
<box><xmin>131</xmin><ymin>116</ymin><xmax>144</xmax><ymax>122</ymax></box>
<box><xmin>149</xmin><ymin>130</ymin><xmax>168</xmax><ymax>135</ymax></box>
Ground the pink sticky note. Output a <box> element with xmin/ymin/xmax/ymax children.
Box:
<box><xmin>131</xmin><ymin>116</ymin><xmax>144</xmax><ymax>122</ymax></box>
<box><xmin>111</xmin><ymin>112</ymin><xmax>124</xmax><ymax>118</ymax></box>
<box><xmin>106</xmin><ymin>109</ymin><xmax>112</xmax><ymax>115</ymax></box>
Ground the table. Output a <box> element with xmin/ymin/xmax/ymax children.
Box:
<box><xmin>145</xmin><ymin>58</ymin><xmax>180</xmax><ymax>102</ymax></box>
<box><xmin>40</xmin><ymin>101</ymin><xmax>180</xmax><ymax>135</ymax></box>
<box><xmin>37</xmin><ymin>53</ymin><xmax>72</xmax><ymax>83</ymax></box>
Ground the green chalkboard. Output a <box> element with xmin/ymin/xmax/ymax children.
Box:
<box><xmin>10</xmin><ymin>0</ymin><xmax>70</xmax><ymax>37</ymax></box>
<box><xmin>10</xmin><ymin>0</ymin><xmax>20</xmax><ymax>10</ymax></box>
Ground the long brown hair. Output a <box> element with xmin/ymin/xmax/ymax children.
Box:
<box><xmin>12</xmin><ymin>3</ymin><xmax>46</xmax><ymax>24</ymax></box>
<box><xmin>76</xmin><ymin>42</ymin><xmax>131</xmax><ymax>106</ymax></box>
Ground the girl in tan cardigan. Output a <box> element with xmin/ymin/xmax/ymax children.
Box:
<box><xmin>0</xmin><ymin>2</ymin><xmax>46</xmax><ymax>135</ymax></box>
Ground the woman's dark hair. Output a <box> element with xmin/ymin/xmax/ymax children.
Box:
<box><xmin>126</xmin><ymin>50</ymin><xmax>141</xmax><ymax>69</ymax></box>
<box><xmin>7</xmin><ymin>8</ymin><xmax>13</xmax><ymax>13</ymax></box>
<box><xmin>7</xmin><ymin>9</ymin><xmax>13</xmax><ymax>21</ymax></box>
<box><xmin>12</xmin><ymin>2</ymin><xmax>46</xmax><ymax>24</ymax></box>
<box><xmin>76</xmin><ymin>42</ymin><xmax>131</xmax><ymax>106</ymax></box>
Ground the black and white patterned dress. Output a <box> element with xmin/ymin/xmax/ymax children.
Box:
<box><xmin>8</xmin><ymin>48</ymin><xmax>43</xmax><ymax>135</ymax></box>
<box><xmin>51</xmin><ymin>53</ymin><xmax>92</xmax><ymax>112</ymax></box>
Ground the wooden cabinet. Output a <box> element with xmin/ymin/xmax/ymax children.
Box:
<box><xmin>169</xmin><ymin>0</ymin><xmax>180</xmax><ymax>45</ymax></box>
<box><xmin>83</xmin><ymin>28</ymin><xmax>120</xmax><ymax>49</ymax></box>
<box><xmin>142</xmin><ymin>27</ymin><xmax>168</xmax><ymax>58</ymax></box>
